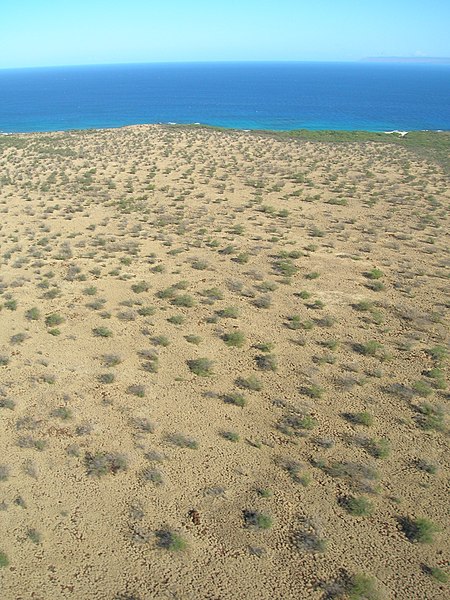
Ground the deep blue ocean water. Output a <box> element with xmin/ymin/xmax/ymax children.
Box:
<box><xmin>0</xmin><ymin>62</ymin><xmax>449</xmax><ymax>133</ymax></box>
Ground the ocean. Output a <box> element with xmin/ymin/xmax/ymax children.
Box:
<box><xmin>0</xmin><ymin>61</ymin><xmax>449</xmax><ymax>133</ymax></box>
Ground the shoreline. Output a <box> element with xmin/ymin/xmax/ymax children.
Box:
<box><xmin>1</xmin><ymin>122</ymin><xmax>449</xmax><ymax>137</ymax></box>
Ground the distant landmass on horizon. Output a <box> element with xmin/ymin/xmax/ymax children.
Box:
<box><xmin>362</xmin><ymin>56</ymin><xmax>450</xmax><ymax>64</ymax></box>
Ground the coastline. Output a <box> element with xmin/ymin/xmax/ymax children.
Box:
<box><xmin>2</xmin><ymin>123</ymin><xmax>448</xmax><ymax>172</ymax></box>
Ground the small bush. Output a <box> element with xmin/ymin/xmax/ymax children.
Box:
<box><xmin>344</xmin><ymin>496</ymin><xmax>374</xmax><ymax>516</ymax></box>
<box><xmin>347</xmin><ymin>573</ymin><xmax>380</xmax><ymax>600</ymax></box>
<box><xmin>358</xmin><ymin>340</ymin><xmax>383</xmax><ymax>357</ymax></box>
<box><xmin>187</xmin><ymin>358</ymin><xmax>214</xmax><ymax>377</ymax></box>
<box><xmin>52</xmin><ymin>406</ymin><xmax>72</xmax><ymax>420</ymax></box>
<box><xmin>243</xmin><ymin>510</ymin><xmax>273</xmax><ymax>530</ymax></box>
<box><xmin>167</xmin><ymin>433</ymin><xmax>198</xmax><ymax>449</ymax></box>
<box><xmin>171</xmin><ymin>294</ymin><xmax>195</xmax><ymax>308</ymax></box>
<box><xmin>153</xmin><ymin>335</ymin><xmax>170</xmax><ymax>347</ymax></box>
<box><xmin>303</xmin><ymin>384</ymin><xmax>324</xmax><ymax>399</ymax></box>
<box><xmin>0</xmin><ymin>551</ymin><xmax>9</xmax><ymax>568</ymax></box>
<box><xmin>27</xmin><ymin>528</ymin><xmax>42</xmax><ymax>544</ymax></box>
<box><xmin>223</xmin><ymin>331</ymin><xmax>246</xmax><ymax>348</ymax></box>
<box><xmin>98</xmin><ymin>373</ymin><xmax>115</xmax><ymax>384</ymax></box>
<box><xmin>427</xmin><ymin>567</ymin><xmax>448</xmax><ymax>584</ymax></box>
<box><xmin>137</xmin><ymin>306</ymin><xmax>156</xmax><ymax>317</ymax></box>
<box><xmin>26</xmin><ymin>307</ymin><xmax>40</xmax><ymax>321</ymax></box>
<box><xmin>256</xmin><ymin>354</ymin><xmax>278</xmax><ymax>371</ymax></box>
<box><xmin>218</xmin><ymin>306</ymin><xmax>239</xmax><ymax>319</ymax></box>
<box><xmin>221</xmin><ymin>430</ymin><xmax>240</xmax><ymax>442</ymax></box>
<box><xmin>401</xmin><ymin>517</ymin><xmax>439</xmax><ymax>543</ymax></box>
<box><xmin>85</xmin><ymin>452</ymin><xmax>128</xmax><ymax>476</ymax></box>
<box><xmin>366</xmin><ymin>268</ymin><xmax>384</xmax><ymax>280</ymax></box>
<box><xmin>167</xmin><ymin>314</ymin><xmax>184</xmax><ymax>325</ymax></box>
<box><xmin>131</xmin><ymin>281</ymin><xmax>150</xmax><ymax>293</ymax></box>
<box><xmin>352</xmin><ymin>412</ymin><xmax>374</xmax><ymax>427</ymax></box>
<box><xmin>417</xmin><ymin>403</ymin><xmax>445</xmax><ymax>431</ymax></box>
<box><xmin>185</xmin><ymin>335</ymin><xmax>202</xmax><ymax>345</ymax></box>
<box><xmin>367</xmin><ymin>438</ymin><xmax>390</xmax><ymax>459</ymax></box>
<box><xmin>93</xmin><ymin>327</ymin><xmax>113</xmax><ymax>338</ymax></box>
<box><xmin>127</xmin><ymin>384</ymin><xmax>146</xmax><ymax>398</ymax></box>
<box><xmin>155</xmin><ymin>529</ymin><xmax>187</xmax><ymax>551</ymax></box>
<box><xmin>236</xmin><ymin>375</ymin><xmax>262</xmax><ymax>391</ymax></box>
<box><xmin>141</xmin><ymin>468</ymin><xmax>164</xmax><ymax>486</ymax></box>
<box><xmin>45</xmin><ymin>313</ymin><xmax>65</xmax><ymax>327</ymax></box>
<box><xmin>224</xmin><ymin>393</ymin><xmax>246</xmax><ymax>408</ymax></box>
<box><xmin>103</xmin><ymin>354</ymin><xmax>122</xmax><ymax>366</ymax></box>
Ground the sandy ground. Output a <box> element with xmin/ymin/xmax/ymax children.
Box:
<box><xmin>0</xmin><ymin>125</ymin><xmax>448</xmax><ymax>599</ymax></box>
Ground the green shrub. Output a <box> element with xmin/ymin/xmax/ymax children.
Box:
<box><xmin>131</xmin><ymin>281</ymin><xmax>150</xmax><ymax>293</ymax></box>
<box><xmin>45</xmin><ymin>313</ymin><xmax>65</xmax><ymax>326</ymax></box>
<box><xmin>402</xmin><ymin>517</ymin><xmax>439</xmax><ymax>543</ymax></box>
<box><xmin>218</xmin><ymin>306</ymin><xmax>240</xmax><ymax>319</ymax></box>
<box><xmin>427</xmin><ymin>567</ymin><xmax>448</xmax><ymax>583</ymax></box>
<box><xmin>85</xmin><ymin>452</ymin><xmax>128</xmax><ymax>476</ymax></box>
<box><xmin>304</xmin><ymin>384</ymin><xmax>324</xmax><ymax>399</ymax></box>
<box><xmin>0</xmin><ymin>551</ymin><xmax>9</xmax><ymax>568</ymax></box>
<box><xmin>185</xmin><ymin>335</ymin><xmax>202</xmax><ymax>345</ymax></box>
<box><xmin>171</xmin><ymin>294</ymin><xmax>195</xmax><ymax>308</ymax></box>
<box><xmin>167</xmin><ymin>433</ymin><xmax>198</xmax><ymax>449</ymax></box>
<box><xmin>167</xmin><ymin>314</ymin><xmax>184</xmax><ymax>325</ymax></box>
<box><xmin>344</xmin><ymin>496</ymin><xmax>374</xmax><ymax>516</ymax></box>
<box><xmin>237</xmin><ymin>375</ymin><xmax>262</xmax><ymax>391</ymax></box>
<box><xmin>366</xmin><ymin>268</ymin><xmax>384</xmax><ymax>280</ymax></box>
<box><xmin>26</xmin><ymin>307</ymin><xmax>40</xmax><ymax>321</ymax></box>
<box><xmin>347</xmin><ymin>573</ymin><xmax>380</xmax><ymax>600</ymax></box>
<box><xmin>223</xmin><ymin>331</ymin><xmax>246</xmax><ymax>348</ymax></box>
<box><xmin>138</xmin><ymin>306</ymin><xmax>156</xmax><ymax>316</ymax></box>
<box><xmin>256</xmin><ymin>354</ymin><xmax>278</xmax><ymax>371</ymax></box>
<box><xmin>93</xmin><ymin>326</ymin><xmax>113</xmax><ymax>337</ymax></box>
<box><xmin>244</xmin><ymin>510</ymin><xmax>273</xmax><ymax>530</ymax></box>
<box><xmin>188</xmin><ymin>358</ymin><xmax>214</xmax><ymax>377</ymax></box>
<box><xmin>224</xmin><ymin>393</ymin><xmax>246</xmax><ymax>408</ymax></box>
<box><xmin>156</xmin><ymin>529</ymin><xmax>187</xmax><ymax>551</ymax></box>
<box><xmin>221</xmin><ymin>430</ymin><xmax>240</xmax><ymax>442</ymax></box>
<box><xmin>352</xmin><ymin>412</ymin><xmax>374</xmax><ymax>427</ymax></box>
<box><xmin>417</xmin><ymin>403</ymin><xmax>445</xmax><ymax>431</ymax></box>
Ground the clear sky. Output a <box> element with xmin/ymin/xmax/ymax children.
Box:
<box><xmin>1</xmin><ymin>0</ymin><xmax>449</xmax><ymax>69</ymax></box>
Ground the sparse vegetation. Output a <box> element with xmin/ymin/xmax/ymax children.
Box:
<box><xmin>0</xmin><ymin>125</ymin><xmax>448</xmax><ymax>600</ymax></box>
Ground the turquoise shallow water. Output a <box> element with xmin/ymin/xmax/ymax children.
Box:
<box><xmin>0</xmin><ymin>62</ymin><xmax>449</xmax><ymax>133</ymax></box>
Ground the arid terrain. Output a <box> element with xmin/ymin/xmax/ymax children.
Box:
<box><xmin>0</xmin><ymin>125</ymin><xmax>448</xmax><ymax>599</ymax></box>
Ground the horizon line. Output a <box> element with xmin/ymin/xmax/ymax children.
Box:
<box><xmin>2</xmin><ymin>57</ymin><xmax>450</xmax><ymax>71</ymax></box>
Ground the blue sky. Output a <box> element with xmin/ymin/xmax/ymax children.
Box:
<box><xmin>1</xmin><ymin>0</ymin><xmax>449</xmax><ymax>68</ymax></box>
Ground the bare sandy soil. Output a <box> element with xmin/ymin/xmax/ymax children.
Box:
<box><xmin>0</xmin><ymin>125</ymin><xmax>448</xmax><ymax>599</ymax></box>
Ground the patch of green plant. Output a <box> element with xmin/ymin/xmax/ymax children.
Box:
<box><xmin>344</xmin><ymin>496</ymin><xmax>374</xmax><ymax>516</ymax></box>
<box><xmin>25</xmin><ymin>307</ymin><xmax>41</xmax><ymax>321</ymax></box>
<box><xmin>187</xmin><ymin>358</ymin><xmax>214</xmax><ymax>377</ymax></box>
<box><xmin>85</xmin><ymin>452</ymin><xmax>128</xmax><ymax>476</ymax></box>
<box><xmin>347</xmin><ymin>573</ymin><xmax>380</xmax><ymax>600</ymax></box>
<box><xmin>426</xmin><ymin>567</ymin><xmax>448</xmax><ymax>584</ymax></box>
<box><xmin>401</xmin><ymin>516</ymin><xmax>439</xmax><ymax>543</ymax></box>
<box><xmin>93</xmin><ymin>326</ymin><xmax>113</xmax><ymax>337</ymax></box>
<box><xmin>244</xmin><ymin>510</ymin><xmax>273</xmax><ymax>530</ymax></box>
<box><xmin>185</xmin><ymin>335</ymin><xmax>202</xmax><ymax>345</ymax></box>
<box><xmin>224</xmin><ymin>393</ymin><xmax>247</xmax><ymax>408</ymax></box>
<box><xmin>167</xmin><ymin>433</ymin><xmax>198</xmax><ymax>449</ymax></box>
<box><xmin>223</xmin><ymin>330</ymin><xmax>246</xmax><ymax>348</ymax></box>
<box><xmin>417</xmin><ymin>403</ymin><xmax>445</xmax><ymax>431</ymax></box>
<box><xmin>237</xmin><ymin>375</ymin><xmax>262</xmax><ymax>391</ymax></box>
<box><xmin>221</xmin><ymin>430</ymin><xmax>240</xmax><ymax>442</ymax></box>
<box><xmin>155</xmin><ymin>529</ymin><xmax>187</xmax><ymax>551</ymax></box>
<box><xmin>0</xmin><ymin>551</ymin><xmax>9</xmax><ymax>568</ymax></box>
